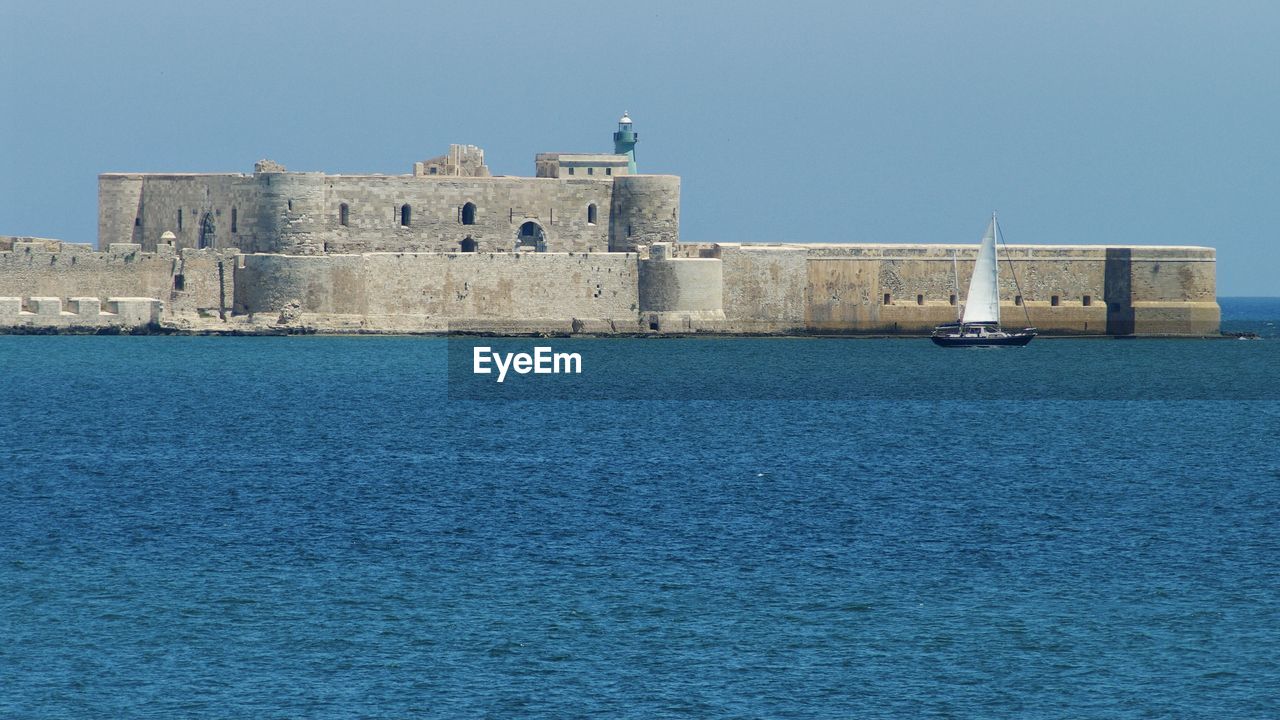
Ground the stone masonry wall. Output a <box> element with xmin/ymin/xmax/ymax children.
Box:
<box><xmin>314</xmin><ymin>176</ymin><xmax>616</xmax><ymax>254</ymax></box>
<box><xmin>100</xmin><ymin>174</ymin><xmax>264</xmax><ymax>253</ymax></box>
<box><xmin>0</xmin><ymin>240</ymin><xmax>237</xmax><ymax>320</ymax></box>
<box><xmin>0</xmin><ymin>241</ymin><xmax>174</xmax><ymax>299</ymax></box>
<box><xmin>101</xmin><ymin>170</ymin><xmax>675</xmax><ymax>257</ymax></box>
<box><xmin>234</xmin><ymin>251</ymin><xmax>642</xmax><ymax>333</ymax></box>
<box><xmin>801</xmin><ymin>244</ymin><xmax>1217</xmax><ymax>335</ymax></box>
<box><xmin>717</xmin><ymin>244</ymin><xmax>808</xmax><ymax>333</ymax></box>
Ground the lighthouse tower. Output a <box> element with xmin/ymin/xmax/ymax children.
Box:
<box><xmin>613</xmin><ymin>112</ymin><xmax>638</xmax><ymax>174</ymax></box>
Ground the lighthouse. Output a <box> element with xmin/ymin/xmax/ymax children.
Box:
<box><xmin>613</xmin><ymin>112</ymin><xmax>638</xmax><ymax>174</ymax></box>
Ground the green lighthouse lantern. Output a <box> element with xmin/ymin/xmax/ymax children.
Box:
<box><xmin>613</xmin><ymin>111</ymin><xmax>638</xmax><ymax>174</ymax></box>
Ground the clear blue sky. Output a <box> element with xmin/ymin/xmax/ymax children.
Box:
<box><xmin>1</xmin><ymin>0</ymin><xmax>1276</xmax><ymax>294</ymax></box>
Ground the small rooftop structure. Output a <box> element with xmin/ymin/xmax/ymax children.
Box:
<box><xmin>535</xmin><ymin>153</ymin><xmax>630</xmax><ymax>178</ymax></box>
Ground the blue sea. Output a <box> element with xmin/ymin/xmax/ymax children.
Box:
<box><xmin>2</xmin><ymin>299</ymin><xmax>1278</xmax><ymax>718</ymax></box>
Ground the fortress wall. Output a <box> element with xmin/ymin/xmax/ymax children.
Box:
<box><xmin>0</xmin><ymin>296</ymin><xmax>162</xmax><ymax>330</ymax></box>
<box><xmin>235</xmin><ymin>251</ymin><xmax>642</xmax><ymax>332</ymax></box>
<box><xmin>102</xmin><ymin>171</ymin><xmax>682</xmax><ymax>258</ymax></box>
<box><xmin>251</xmin><ymin>171</ymin><xmax>327</xmax><ymax>255</ymax></box>
<box><xmin>718</xmin><ymin>245</ymin><xmax>808</xmax><ymax>333</ymax></box>
<box><xmin>794</xmin><ymin>244</ymin><xmax>1217</xmax><ymax>334</ymax></box>
<box><xmin>609</xmin><ymin>175</ymin><xmax>681</xmax><ymax>251</ymax></box>
<box><xmin>216</xmin><ymin>174</ymin><xmax>619</xmax><ymax>254</ymax></box>
<box><xmin>1127</xmin><ymin>247</ymin><xmax>1217</xmax><ymax>301</ymax></box>
<box><xmin>98</xmin><ymin>175</ymin><xmax>144</xmax><ymax>247</ymax></box>
<box><xmin>0</xmin><ymin>242</ymin><xmax>175</xmax><ymax>300</ymax></box>
<box><xmin>637</xmin><ymin>245</ymin><xmax>724</xmax><ymax>330</ymax></box>
<box><xmin>103</xmin><ymin>174</ymin><xmax>262</xmax><ymax>253</ymax></box>
<box><xmin>638</xmin><ymin>258</ymin><xmax>722</xmax><ymax>312</ymax></box>
<box><xmin>0</xmin><ymin>242</ymin><xmax>236</xmax><ymax>321</ymax></box>
<box><xmin>1126</xmin><ymin>247</ymin><xmax>1219</xmax><ymax>334</ymax></box>
<box><xmin>305</xmin><ymin>176</ymin><xmax>616</xmax><ymax>255</ymax></box>
<box><xmin>0</xmin><ymin>236</ymin><xmax>66</xmax><ymax>251</ymax></box>
<box><xmin>170</xmin><ymin>249</ymin><xmax>238</xmax><ymax>318</ymax></box>
<box><xmin>805</xmin><ymin>257</ymin><xmax>887</xmax><ymax>331</ymax></box>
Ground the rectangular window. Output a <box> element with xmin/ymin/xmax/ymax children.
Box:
<box><xmin>178</xmin><ymin>209</ymin><xmax>183</xmax><ymax>231</ymax></box>
<box><xmin>916</xmin><ymin>294</ymin><xmax>924</xmax><ymax>305</ymax></box>
<box><xmin>949</xmin><ymin>293</ymin><xmax>957</xmax><ymax>306</ymax></box>
<box><xmin>1051</xmin><ymin>295</ymin><xmax>1060</xmax><ymax>306</ymax></box>
<box><xmin>1082</xmin><ymin>295</ymin><xmax>1092</xmax><ymax>306</ymax></box>
<box><xmin>883</xmin><ymin>293</ymin><xmax>892</xmax><ymax>305</ymax></box>
<box><xmin>587</xmin><ymin>167</ymin><xmax>594</xmax><ymax>175</ymax></box>
<box><xmin>1015</xmin><ymin>295</ymin><xmax>1022</xmax><ymax>306</ymax></box>
<box><xmin>231</xmin><ymin>208</ymin><xmax>238</xmax><ymax>233</ymax></box>
<box><xmin>606</xmin><ymin>168</ymin><xmax>612</xmax><ymax>175</ymax></box>
<box><xmin>568</xmin><ymin>167</ymin><xmax>575</xmax><ymax>175</ymax></box>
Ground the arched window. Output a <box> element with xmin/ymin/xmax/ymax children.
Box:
<box><xmin>198</xmin><ymin>212</ymin><xmax>215</xmax><ymax>249</ymax></box>
<box><xmin>517</xmin><ymin>221</ymin><xmax>545</xmax><ymax>251</ymax></box>
<box><xmin>461</xmin><ymin>202</ymin><xmax>476</xmax><ymax>225</ymax></box>
<box><xmin>339</xmin><ymin>203</ymin><xmax>349</xmax><ymax>227</ymax></box>
<box><xmin>400</xmin><ymin>204</ymin><xmax>411</xmax><ymax>227</ymax></box>
<box><xmin>587</xmin><ymin>203</ymin><xmax>598</xmax><ymax>225</ymax></box>
<box><xmin>460</xmin><ymin>237</ymin><xmax>477</xmax><ymax>252</ymax></box>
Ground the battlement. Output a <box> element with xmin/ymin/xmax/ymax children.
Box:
<box><xmin>0</xmin><ymin>295</ymin><xmax>162</xmax><ymax>329</ymax></box>
<box><xmin>0</xmin><ymin>243</ymin><xmax>236</xmax><ymax>325</ymax></box>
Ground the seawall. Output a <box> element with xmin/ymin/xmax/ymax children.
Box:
<box><xmin>716</xmin><ymin>243</ymin><xmax>1219</xmax><ymax>336</ymax></box>
<box><xmin>0</xmin><ymin>238</ymin><xmax>1220</xmax><ymax>336</ymax></box>
<box><xmin>233</xmin><ymin>251</ymin><xmax>643</xmax><ymax>334</ymax></box>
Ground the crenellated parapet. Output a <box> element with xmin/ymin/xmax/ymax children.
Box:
<box><xmin>0</xmin><ymin>241</ymin><xmax>237</xmax><ymax>324</ymax></box>
<box><xmin>0</xmin><ymin>295</ymin><xmax>163</xmax><ymax>330</ymax></box>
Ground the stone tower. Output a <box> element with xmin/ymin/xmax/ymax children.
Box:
<box><xmin>613</xmin><ymin>112</ymin><xmax>638</xmax><ymax>174</ymax></box>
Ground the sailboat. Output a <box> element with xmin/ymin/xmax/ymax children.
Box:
<box><xmin>931</xmin><ymin>214</ymin><xmax>1037</xmax><ymax>347</ymax></box>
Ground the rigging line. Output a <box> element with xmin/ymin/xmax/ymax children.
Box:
<box><xmin>996</xmin><ymin>218</ymin><xmax>1034</xmax><ymax>328</ymax></box>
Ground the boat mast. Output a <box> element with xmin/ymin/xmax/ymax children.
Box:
<box><xmin>992</xmin><ymin>212</ymin><xmax>1001</xmax><ymax>326</ymax></box>
<box><xmin>951</xmin><ymin>250</ymin><xmax>962</xmax><ymax>321</ymax></box>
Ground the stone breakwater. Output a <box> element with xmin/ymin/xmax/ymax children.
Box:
<box><xmin>0</xmin><ymin>237</ymin><xmax>1219</xmax><ymax>337</ymax></box>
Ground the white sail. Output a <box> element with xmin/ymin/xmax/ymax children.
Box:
<box><xmin>961</xmin><ymin>216</ymin><xmax>1000</xmax><ymax>325</ymax></box>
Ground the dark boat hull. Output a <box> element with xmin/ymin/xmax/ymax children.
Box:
<box><xmin>931</xmin><ymin>331</ymin><xmax>1036</xmax><ymax>347</ymax></box>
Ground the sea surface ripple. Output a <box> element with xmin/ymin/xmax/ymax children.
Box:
<box><xmin>1</xmin><ymin>299</ymin><xmax>1277</xmax><ymax>718</ymax></box>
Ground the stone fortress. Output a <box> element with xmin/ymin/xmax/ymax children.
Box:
<box><xmin>1</xmin><ymin>114</ymin><xmax>1218</xmax><ymax>335</ymax></box>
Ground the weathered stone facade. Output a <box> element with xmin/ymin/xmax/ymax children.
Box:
<box><xmin>3</xmin><ymin>130</ymin><xmax>1221</xmax><ymax>336</ymax></box>
<box><xmin>0</xmin><ymin>235</ymin><xmax>1220</xmax><ymax>336</ymax></box>
<box><xmin>98</xmin><ymin>151</ymin><xmax>681</xmax><ymax>257</ymax></box>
